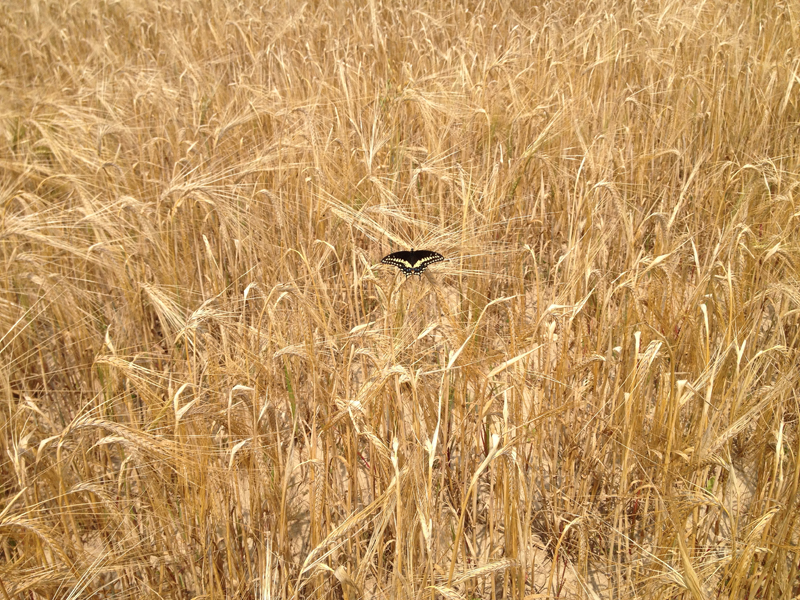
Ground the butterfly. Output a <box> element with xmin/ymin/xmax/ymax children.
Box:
<box><xmin>381</xmin><ymin>249</ymin><xmax>445</xmax><ymax>278</ymax></box>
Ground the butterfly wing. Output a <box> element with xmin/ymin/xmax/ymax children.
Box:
<box><xmin>381</xmin><ymin>251</ymin><xmax>415</xmax><ymax>274</ymax></box>
<box><xmin>410</xmin><ymin>250</ymin><xmax>445</xmax><ymax>272</ymax></box>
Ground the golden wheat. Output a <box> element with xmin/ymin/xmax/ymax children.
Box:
<box><xmin>1</xmin><ymin>0</ymin><xmax>799</xmax><ymax>598</ymax></box>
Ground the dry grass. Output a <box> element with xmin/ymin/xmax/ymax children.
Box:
<box><xmin>1</xmin><ymin>0</ymin><xmax>799</xmax><ymax>598</ymax></box>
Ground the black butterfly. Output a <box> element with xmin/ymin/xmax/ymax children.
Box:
<box><xmin>381</xmin><ymin>249</ymin><xmax>445</xmax><ymax>278</ymax></box>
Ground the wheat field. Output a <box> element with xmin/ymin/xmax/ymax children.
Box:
<box><xmin>1</xmin><ymin>0</ymin><xmax>799</xmax><ymax>598</ymax></box>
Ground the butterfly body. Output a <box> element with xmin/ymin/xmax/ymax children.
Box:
<box><xmin>381</xmin><ymin>249</ymin><xmax>445</xmax><ymax>278</ymax></box>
